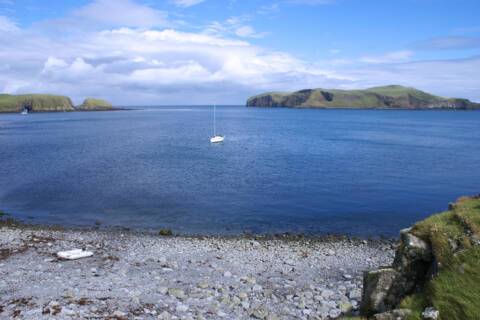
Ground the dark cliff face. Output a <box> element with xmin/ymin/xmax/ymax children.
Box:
<box><xmin>247</xmin><ymin>86</ymin><xmax>480</xmax><ymax>110</ymax></box>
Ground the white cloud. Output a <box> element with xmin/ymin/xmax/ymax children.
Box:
<box><xmin>360</xmin><ymin>50</ymin><xmax>414</xmax><ymax>64</ymax></box>
<box><xmin>172</xmin><ymin>0</ymin><xmax>205</xmax><ymax>8</ymax></box>
<box><xmin>334</xmin><ymin>56</ymin><xmax>480</xmax><ymax>101</ymax></box>
<box><xmin>73</xmin><ymin>0</ymin><xmax>168</xmax><ymax>28</ymax></box>
<box><xmin>0</xmin><ymin>2</ymin><xmax>479</xmax><ymax>104</ymax></box>
<box><xmin>415</xmin><ymin>36</ymin><xmax>480</xmax><ymax>50</ymax></box>
<box><xmin>205</xmin><ymin>15</ymin><xmax>268</xmax><ymax>39</ymax></box>
<box><xmin>0</xmin><ymin>22</ymin><xmax>341</xmax><ymax>104</ymax></box>
<box><xmin>0</xmin><ymin>15</ymin><xmax>19</xmax><ymax>33</ymax></box>
<box><xmin>286</xmin><ymin>0</ymin><xmax>334</xmax><ymax>5</ymax></box>
<box><xmin>234</xmin><ymin>25</ymin><xmax>267</xmax><ymax>38</ymax></box>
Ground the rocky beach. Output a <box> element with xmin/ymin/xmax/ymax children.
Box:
<box><xmin>0</xmin><ymin>226</ymin><xmax>394</xmax><ymax>319</ymax></box>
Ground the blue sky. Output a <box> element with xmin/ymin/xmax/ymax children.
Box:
<box><xmin>0</xmin><ymin>0</ymin><xmax>479</xmax><ymax>104</ymax></box>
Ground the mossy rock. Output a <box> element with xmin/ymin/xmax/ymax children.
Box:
<box><xmin>159</xmin><ymin>229</ymin><xmax>173</xmax><ymax>236</ymax></box>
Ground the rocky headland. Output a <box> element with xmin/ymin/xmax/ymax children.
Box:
<box><xmin>246</xmin><ymin>85</ymin><xmax>480</xmax><ymax>110</ymax></box>
<box><xmin>0</xmin><ymin>94</ymin><xmax>115</xmax><ymax>113</ymax></box>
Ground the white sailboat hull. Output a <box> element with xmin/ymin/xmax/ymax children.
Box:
<box><xmin>210</xmin><ymin>104</ymin><xmax>224</xmax><ymax>143</ymax></box>
<box><xmin>210</xmin><ymin>135</ymin><xmax>224</xmax><ymax>143</ymax></box>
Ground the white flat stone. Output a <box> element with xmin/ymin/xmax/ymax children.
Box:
<box><xmin>57</xmin><ymin>249</ymin><xmax>93</xmax><ymax>260</ymax></box>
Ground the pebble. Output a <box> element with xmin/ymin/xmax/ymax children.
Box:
<box><xmin>348</xmin><ymin>288</ymin><xmax>362</xmax><ymax>300</ymax></box>
<box><xmin>158</xmin><ymin>311</ymin><xmax>172</xmax><ymax>320</ymax></box>
<box><xmin>251</xmin><ymin>306</ymin><xmax>269</xmax><ymax>319</ymax></box>
<box><xmin>168</xmin><ymin>288</ymin><xmax>186</xmax><ymax>299</ymax></box>
<box><xmin>112</xmin><ymin>310</ymin><xmax>128</xmax><ymax>319</ymax></box>
<box><xmin>253</xmin><ymin>284</ymin><xmax>263</xmax><ymax>291</ymax></box>
<box><xmin>176</xmin><ymin>304</ymin><xmax>188</xmax><ymax>313</ymax></box>
<box><xmin>238</xmin><ymin>292</ymin><xmax>248</xmax><ymax>300</ymax></box>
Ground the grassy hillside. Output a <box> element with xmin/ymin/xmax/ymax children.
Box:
<box><xmin>77</xmin><ymin>97</ymin><xmax>113</xmax><ymax>110</ymax></box>
<box><xmin>247</xmin><ymin>85</ymin><xmax>480</xmax><ymax>109</ymax></box>
<box><xmin>398</xmin><ymin>196</ymin><xmax>480</xmax><ymax>320</ymax></box>
<box><xmin>0</xmin><ymin>94</ymin><xmax>74</xmax><ymax>113</ymax></box>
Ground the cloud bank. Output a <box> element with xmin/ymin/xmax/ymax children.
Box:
<box><xmin>0</xmin><ymin>0</ymin><xmax>479</xmax><ymax>104</ymax></box>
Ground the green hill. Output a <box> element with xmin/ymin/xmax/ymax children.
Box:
<box><xmin>77</xmin><ymin>98</ymin><xmax>113</xmax><ymax>110</ymax></box>
<box><xmin>0</xmin><ymin>94</ymin><xmax>74</xmax><ymax>113</ymax></box>
<box><xmin>247</xmin><ymin>85</ymin><xmax>480</xmax><ymax>109</ymax></box>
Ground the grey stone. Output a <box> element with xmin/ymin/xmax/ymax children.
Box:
<box><xmin>168</xmin><ymin>288</ymin><xmax>186</xmax><ymax>299</ymax></box>
<box><xmin>422</xmin><ymin>307</ymin><xmax>439</xmax><ymax>320</ymax></box>
<box><xmin>339</xmin><ymin>302</ymin><xmax>353</xmax><ymax>313</ymax></box>
<box><xmin>251</xmin><ymin>306</ymin><xmax>269</xmax><ymax>319</ymax></box>
<box><xmin>373</xmin><ymin>308</ymin><xmax>412</xmax><ymax>320</ymax></box>
<box><xmin>348</xmin><ymin>288</ymin><xmax>362</xmax><ymax>300</ymax></box>
<box><xmin>360</xmin><ymin>268</ymin><xmax>401</xmax><ymax>315</ymax></box>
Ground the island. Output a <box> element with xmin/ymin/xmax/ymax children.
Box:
<box><xmin>0</xmin><ymin>94</ymin><xmax>115</xmax><ymax>113</ymax></box>
<box><xmin>0</xmin><ymin>94</ymin><xmax>75</xmax><ymax>113</ymax></box>
<box><xmin>246</xmin><ymin>85</ymin><xmax>480</xmax><ymax>109</ymax></box>
<box><xmin>76</xmin><ymin>98</ymin><xmax>114</xmax><ymax>111</ymax></box>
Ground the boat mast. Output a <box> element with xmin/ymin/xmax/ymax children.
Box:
<box><xmin>213</xmin><ymin>104</ymin><xmax>216</xmax><ymax>136</ymax></box>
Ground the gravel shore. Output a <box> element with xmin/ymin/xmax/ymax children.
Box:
<box><xmin>0</xmin><ymin>227</ymin><xmax>394</xmax><ymax>319</ymax></box>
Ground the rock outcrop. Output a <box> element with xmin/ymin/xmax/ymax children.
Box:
<box><xmin>360</xmin><ymin>195</ymin><xmax>480</xmax><ymax>320</ymax></box>
<box><xmin>246</xmin><ymin>85</ymin><xmax>480</xmax><ymax>109</ymax></box>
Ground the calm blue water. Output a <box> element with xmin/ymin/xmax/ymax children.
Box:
<box><xmin>0</xmin><ymin>107</ymin><xmax>479</xmax><ymax>236</ymax></box>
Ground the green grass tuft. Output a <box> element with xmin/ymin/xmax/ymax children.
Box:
<box><xmin>400</xmin><ymin>195</ymin><xmax>480</xmax><ymax>320</ymax></box>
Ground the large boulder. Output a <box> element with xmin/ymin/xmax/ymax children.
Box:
<box><xmin>392</xmin><ymin>228</ymin><xmax>433</xmax><ymax>290</ymax></box>
<box><xmin>361</xmin><ymin>228</ymin><xmax>432</xmax><ymax>316</ymax></box>
<box><xmin>361</xmin><ymin>268</ymin><xmax>401</xmax><ymax>314</ymax></box>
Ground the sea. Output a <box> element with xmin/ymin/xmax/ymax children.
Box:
<box><xmin>1</xmin><ymin>106</ymin><xmax>479</xmax><ymax>236</ymax></box>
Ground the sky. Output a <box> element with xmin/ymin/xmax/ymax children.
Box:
<box><xmin>0</xmin><ymin>0</ymin><xmax>479</xmax><ymax>105</ymax></box>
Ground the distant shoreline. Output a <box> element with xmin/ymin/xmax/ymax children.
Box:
<box><xmin>0</xmin><ymin>107</ymin><xmax>129</xmax><ymax>114</ymax></box>
<box><xmin>247</xmin><ymin>85</ymin><xmax>480</xmax><ymax>110</ymax></box>
<box><xmin>246</xmin><ymin>105</ymin><xmax>480</xmax><ymax>111</ymax></box>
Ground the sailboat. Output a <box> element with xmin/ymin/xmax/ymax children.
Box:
<box><xmin>210</xmin><ymin>104</ymin><xmax>224</xmax><ymax>143</ymax></box>
<box><xmin>21</xmin><ymin>108</ymin><xmax>28</xmax><ymax>115</ymax></box>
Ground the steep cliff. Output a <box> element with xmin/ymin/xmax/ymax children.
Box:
<box><xmin>247</xmin><ymin>85</ymin><xmax>480</xmax><ymax>110</ymax></box>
